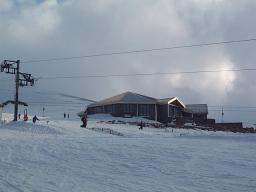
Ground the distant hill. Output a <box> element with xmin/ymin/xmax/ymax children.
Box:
<box><xmin>58</xmin><ymin>93</ymin><xmax>95</xmax><ymax>103</ymax></box>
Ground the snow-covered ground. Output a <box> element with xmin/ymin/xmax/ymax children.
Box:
<box><xmin>0</xmin><ymin>112</ymin><xmax>255</xmax><ymax>192</ymax></box>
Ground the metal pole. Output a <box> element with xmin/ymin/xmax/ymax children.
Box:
<box><xmin>155</xmin><ymin>104</ymin><xmax>157</xmax><ymax>121</ymax></box>
<box><xmin>221</xmin><ymin>107</ymin><xmax>224</xmax><ymax>123</ymax></box>
<box><xmin>43</xmin><ymin>107</ymin><xmax>45</xmax><ymax>117</ymax></box>
<box><xmin>14</xmin><ymin>60</ymin><xmax>20</xmax><ymax>121</ymax></box>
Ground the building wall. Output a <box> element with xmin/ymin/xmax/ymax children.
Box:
<box><xmin>103</xmin><ymin>104</ymin><xmax>115</xmax><ymax>114</ymax></box>
<box><xmin>157</xmin><ymin>104</ymin><xmax>178</xmax><ymax>124</ymax></box>
<box><xmin>214</xmin><ymin>122</ymin><xmax>243</xmax><ymax>130</ymax></box>
<box><xmin>193</xmin><ymin>114</ymin><xmax>208</xmax><ymax>125</ymax></box>
<box><xmin>87</xmin><ymin>106</ymin><xmax>103</xmax><ymax>114</ymax></box>
<box><xmin>123</xmin><ymin>104</ymin><xmax>137</xmax><ymax>117</ymax></box>
<box><xmin>88</xmin><ymin>103</ymin><xmax>156</xmax><ymax>120</ymax></box>
<box><xmin>88</xmin><ymin>103</ymin><xmax>189</xmax><ymax>123</ymax></box>
<box><xmin>157</xmin><ymin>104</ymin><xmax>168</xmax><ymax>123</ymax></box>
<box><xmin>168</xmin><ymin>105</ymin><xmax>183</xmax><ymax>118</ymax></box>
<box><xmin>138</xmin><ymin>104</ymin><xmax>156</xmax><ymax>120</ymax></box>
<box><xmin>114</xmin><ymin>104</ymin><xmax>156</xmax><ymax>120</ymax></box>
<box><xmin>182</xmin><ymin>111</ymin><xmax>209</xmax><ymax>126</ymax></box>
<box><xmin>0</xmin><ymin>107</ymin><xmax>3</xmax><ymax>122</ymax></box>
<box><xmin>88</xmin><ymin>104</ymin><xmax>184</xmax><ymax>123</ymax></box>
<box><xmin>113</xmin><ymin>104</ymin><xmax>123</xmax><ymax>116</ymax></box>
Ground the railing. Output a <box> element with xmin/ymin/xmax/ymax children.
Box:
<box><xmin>87</xmin><ymin>127</ymin><xmax>124</xmax><ymax>136</ymax></box>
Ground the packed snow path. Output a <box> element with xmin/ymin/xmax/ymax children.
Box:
<box><xmin>0</xmin><ymin>117</ymin><xmax>255</xmax><ymax>192</ymax></box>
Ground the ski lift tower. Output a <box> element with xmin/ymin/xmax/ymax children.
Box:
<box><xmin>0</xmin><ymin>60</ymin><xmax>35</xmax><ymax>121</ymax></box>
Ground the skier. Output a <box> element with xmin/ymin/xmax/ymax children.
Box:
<box><xmin>18</xmin><ymin>113</ymin><xmax>21</xmax><ymax>119</ymax></box>
<box><xmin>81</xmin><ymin>111</ymin><xmax>87</xmax><ymax>128</ymax></box>
<box><xmin>139</xmin><ymin>121</ymin><xmax>144</xmax><ymax>130</ymax></box>
<box><xmin>24</xmin><ymin>109</ymin><xmax>28</xmax><ymax>121</ymax></box>
<box><xmin>32</xmin><ymin>115</ymin><xmax>39</xmax><ymax>124</ymax></box>
<box><xmin>64</xmin><ymin>113</ymin><xmax>66</xmax><ymax>118</ymax></box>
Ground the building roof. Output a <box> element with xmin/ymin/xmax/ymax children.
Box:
<box><xmin>88</xmin><ymin>91</ymin><xmax>157</xmax><ymax>107</ymax></box>
<box><xmin>186</xmin><ymin>104</ymin><xmax>208</xmax><ymax>114</ymax></box>
<box><xmin>157</xmin><ymin>98</ymin><xmax>174</xmax><ymax>105</ymax></box>
<box><xmin>157</xmin><ymin>97</ymin><xmax>186</xmax><ymax>108</ymax></box>
<box><xmin>88</xmin><ymin>92</ymin><xmax>187</xmax><ymax>109</ymax></box>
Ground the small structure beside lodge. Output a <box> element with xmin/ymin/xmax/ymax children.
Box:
<box><xmin>87</xmin><ymin>91</ymin><xmax>208</xmax><ymax>124</ymax></box>
<box><xmin>185</xmin><ymin>104</ymin><xmax>209</xmax><ymax>125</ymax></box>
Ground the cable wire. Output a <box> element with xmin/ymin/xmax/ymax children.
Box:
<box><xmin>37</xmin><ymin>68</ymin><xmax>256</xmax><ymax>80</ymax></box>
<box><xmin>22</xmin><ymin>38</ymin><xmax>256</xmax><ymax>63</ymax></box>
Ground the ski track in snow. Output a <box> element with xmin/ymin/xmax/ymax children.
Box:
<box><xmin>0</xmin><ymin>115</ymin><xmax>255</xmax><ymax>192</ymax></box>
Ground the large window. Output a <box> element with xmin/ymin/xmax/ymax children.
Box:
<box><xmin>104</xmin><ymin>105</ymin><xmax>115</xmax><ymax>114</ymax></box>
<box><xmin>94</xmin><ymin>106</ymin><xmax>103</xmax><ymax>113</ymax></box>
<box><xmin>138</xmin><ymin>104</ymin><xmax>154</xmax><ymax>117</ymax></box>
<box><xmin>124</xmin><ymin>104</ymin><xmax>136</xmax><ymax>113</ymax></box>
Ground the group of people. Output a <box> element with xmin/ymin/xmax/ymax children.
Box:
<box><xmin>33</xmin><ymin>110</ymin><xmax>87</xmax><ymax>127</ymax></box>
<box><xmin>64</xmin><ymin>113</ymin><xmax>70</xmax><ymax>119</ymax></box>
<box><xmin>19</xmin><ymin>110</ymin><xmax>146</xmax><ymax>131</ymax></box>
<box><xmin>18</xmin><ymin>113</ymin><xmax>28</xmax><ymax>121</ymax></box>
<box><xmin>17</xmin><ymin>113</ymin><xmax>34</xmax><ymax>122</ymax></box>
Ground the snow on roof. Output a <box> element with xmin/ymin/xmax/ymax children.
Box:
<box><xmin>157</xmin><ymin>98</ymin><xmax>175</xmax><ymax>105</ymax></box>
<box><xmin>157</xmin><ymin>97</ymin><xmax>186</xmax><ymax>108</ymax></box>
<box><xmin>88</xmin><ymin>92</ymin><xmax>188</xmax><ymax>108</ymax></box>
<box><xmin>89</xmin><ymin>92</ymin><xmax>157</xmax><ymax>107</ymax></box>
<box><xmin>186</xmin><ymin>104</ymin><xmax>208</xmax><ymax>114</ymax></box>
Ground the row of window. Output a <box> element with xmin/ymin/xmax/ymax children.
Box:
<box><xmin>105</xmin><ymin>104</ymin><xmax>115</xmax><ymax>113</ymax></box>
<box><xmin>90</xmin><ymin>104</ymin><xmax>182</xmax><ymax>118</ymax></box>
<box><xmin>88</xmin><ymin>105</ymin><xmax>115</xmax><ymax>114</ymax></box>
<box><xmin>124</xmin><ymin>104</ymin><xmax>136</xmax><ymax>113</ymax></box>
<box><xmin>123</xmin><ymin>104</ymin><xmax>155</xmax><ymax>117</ymax></box>
<box><xmin>138</xmin><ymin>104</ymin><xmax>154</xmax><ymax>117</ymax></box>
<box><xmin>89</xmin><ymin>104</ymin><xmax>155</xmax><ymax>117</ymax></box>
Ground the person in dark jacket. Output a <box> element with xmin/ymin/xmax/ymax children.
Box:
<box><xmin>32</xmin><ymin>115</ymin><xmax>39</xmax><ymax>124</ymax></box>
<box><xmin>81</xmin><ymin>111</ymin><xmax>87</xmax><ymax>128</ymax></box>
<box><xmin>139</xmin><ymin>121</ymin><xmax>144</xmax><ymax>130</ymax></box>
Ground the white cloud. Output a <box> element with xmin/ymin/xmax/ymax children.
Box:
<box><xmin>0</xmin><ymin>0</ymin><xmax>60</xmax><ymax>44</ymax></box>
<box><xmin>201</xmin><ymin>59</ymin><xmax>236</xmax><ymax>96</ymax></box>
<box><xmin>0</xmin><ymin>0</ymin><xmax>13</xmax><ymax>11</ymax></box>
<box><xmin>164</xmin><ymin>57</ymin><xmax>236</xmax><ymax>104</ymax></box>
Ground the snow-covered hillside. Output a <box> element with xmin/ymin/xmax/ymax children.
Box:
<box><xmin>1</xmin><ymin>91</ymin><xmax>92</xmax><ymax>122</ymax></box>
<box><xmin>0</xmin><ymin>101</ymin><xmax>255</xmax><ymax>191</ymax></box>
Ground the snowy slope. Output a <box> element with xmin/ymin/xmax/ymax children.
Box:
<box><xmin>0</xmin><ymin>102</ymin><xmax>255</xmax><ymax>191</ymax></box>
<box><xmin>1</xmin><ymin>92</ymin><xmax>92</xmax><ymax>122</ymax></box>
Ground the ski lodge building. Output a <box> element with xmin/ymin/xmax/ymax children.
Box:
<box><xmin>87</xmin><ymin>91</ymin><xmax>208</xmax><ymax>124</ymax></box>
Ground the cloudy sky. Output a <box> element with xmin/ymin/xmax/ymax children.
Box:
<box><xmin>1</xmin><ymin>0</ymin><xmax>256</xmax><ymax>125</ymax></box>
